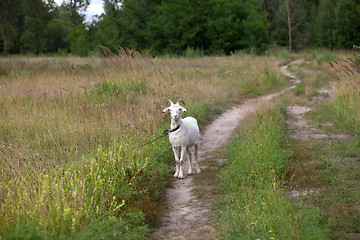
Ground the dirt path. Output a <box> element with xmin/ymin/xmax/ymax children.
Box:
<box><xmin>285</xmin><ymin>64</ymin><xmax>347</xmax><ymax>142</ymax></box>
<box><xmin>151</xmin><ymin>62</ymin><xmax>298</xmax><ymax>240</ymax></box>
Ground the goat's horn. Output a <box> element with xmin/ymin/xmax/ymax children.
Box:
<box><xmin>177</xmin><ymin>99</ymin><xmax>186</xmax><ymax>106</ymax></box>
<box><xmin>167</xmin><ymin>99</ymin><xmax>174</xmax><ymax>105</ymax></box>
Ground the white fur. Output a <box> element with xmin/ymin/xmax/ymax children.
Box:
<box><xmin>163</xmin><ymin>100</ymin><xmax>200</xmax><ymax>179</ymax></box>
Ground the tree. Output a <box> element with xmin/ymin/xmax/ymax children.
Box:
<box><xmin>0</xmin><ymin>0</ymin><xmax>22</xmax><ymax>56</ymax></box>
<box><xmin>270</xmin><ymin>0</ymin><xmax>307</xmax><ymax>51</ymax></box>
<box><xmin>20</xmin><ymin>0</ymin><xmax>53</xmax><ymax>54</ymax></box>
<box><xmin>241</xmin><ymin>6</ymin><xmax>270</xmax><ymax>53</ymax></box>
<box><xmin>335</xmin><ymin>0</ymin><xmax>360</xmax><ymax>48</ymax></box>
<box><xmin>147</xmin><ymin>0</ymin><xmax>208</xmax><ymax>54</ymax></box>
<box><xmin>45</xmin><ymin>18</ymin><xmax>71</xmax><ymax>52</ymax></box>
<box><xmin>67</xmin><ymin>23</ymin><xmax>89</xmax><ymax>56</ymax></box>
<box><xmin>311</xmin><ymin>0</ymin><xmax>336</xmax><ymax>49</ymax></box>
<box><xmin>62</xmin><ymin>0</ymin><xmax>90</xmax><ymax>26</ymax></box>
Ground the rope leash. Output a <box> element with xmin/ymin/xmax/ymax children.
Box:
<box><xmin>120</xmin><ymin>125</ymin><xmax>180</xmax><ymax>153</ymax></box>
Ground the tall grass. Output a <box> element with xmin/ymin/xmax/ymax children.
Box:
<box><xmin>285</xmin><ymin>56</ymin><xmax>360</xmax><ymax>239</ymax></box>
<box><xmin>328</xmin><ymin>63</ymin><xmax>360</xmax><ymax>135</ymax></box>
<box><xmin>216</xmin><ymin>105</ymin><xmax>329</xmax><ymax>239</ymax></box>
<box><xmin>0</xmin><ymin>50</ymin><xmax>288</xmax><ymax>238</ymax></box>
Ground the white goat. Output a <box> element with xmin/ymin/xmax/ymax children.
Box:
<box><xmin>163</xmin><ymin>99</ymin><xmax>200</xmax><ymax>179</ymax></box>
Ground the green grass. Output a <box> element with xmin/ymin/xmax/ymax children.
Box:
<box><xmin>316</xmin><ymin>51</ymin><xmax>341</xmax><ymax>66</ymax></box>
<box><xmin>285</xmin><ymin>52</ymin><xmax>360</xmax><ymax>239</ymax></box>
<box><xmin>216</xmin><ymin>105</ymin><xmax>330</xmax><ymax>240</ymax></box>
<box><xmin>294</xmin><ymin>69</ymin><xmax>360</xmax><ymax>239</ymax></box>
<box><xmin>0</xmin><ymin>52</ymin><xmax>289</xmax><ymax>239</ymax></box>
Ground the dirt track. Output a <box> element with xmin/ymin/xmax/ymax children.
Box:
<box><xmin>152</xmin><ymin>62</ymin><xmax>298</xmax><ymax>240</ymax></box>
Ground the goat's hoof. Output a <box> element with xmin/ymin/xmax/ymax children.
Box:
<box><xmin>174</xmin><ymin>172</ymin><xmax>179</xmax><ymax>178</ymax></box>
<box><xmin>196</xmin><ymin>169</ymin><xmax>201</xmax><ymax>173</ymax></box>
<box><xmin>188</xmin><ymin>170</ymin><xmax>192</xmax><ymax>175</ymax></box>
<box><xmin>178</xmin><ymin>173</ymin><xmax>184</xmax><ymax>179</ymax></box>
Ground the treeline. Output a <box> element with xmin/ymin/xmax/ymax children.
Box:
<box><xmin>0</xmin><ymin>0</ymin><xmax>359</xmax><ymax>56</ymax></box>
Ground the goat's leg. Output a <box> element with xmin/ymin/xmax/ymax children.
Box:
<box><xmin>194</xmin><ymin>144</ymin><xmax>201</xmax><ymax>173</ymax></box>
<box><xmin>187</xmin><ymin>148</ymin><xmax>193</xmax><ymax>175</ymax></box>
<box><xmin>172</xmin><ymin>146</ymin><xmax>180</xmax><ymax>178</ymax></box>
<box><xmin>178</xmin><ymin>147</ymin><xmax>186</xmax><ymax>179</ymax></box>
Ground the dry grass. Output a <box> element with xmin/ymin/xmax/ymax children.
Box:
<box><xmin>0</xmin><ymin>50</ymin><xmax>288</xmax><ymax>237</ymax></box>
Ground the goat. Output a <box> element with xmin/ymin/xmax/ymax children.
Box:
<box><xmin>163</xmin><ymin>99</ymin><xmax>200</xmax><ymax>179</ymax></box>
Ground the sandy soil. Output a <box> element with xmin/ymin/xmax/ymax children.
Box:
<box><xmin>151</xmin><ymin>66</ymin><xmax>294</xmax><ymax>239</ymax></box>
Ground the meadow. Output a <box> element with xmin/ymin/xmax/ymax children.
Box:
<box><xmin>216</xmin><ymin>50</ymin><xmax>360</xmax><ymax>240</ymax></box>
<box><xmin>0</xmin><ymin>49</ymin><xmax>289</xmax><ymax>239</ymax></box>
<box><xmin>289</xmin><ymin>52</ymin><xmax>360</xmax><ymax>239</ymax></box>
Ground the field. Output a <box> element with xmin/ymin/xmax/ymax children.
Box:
<box><xmin>1</xmin><ymin>49</ymin><xmax>358</xmax><ymax>239</ymax></box>
<box><xmin>0</xmin><ymin>50</ymin><xmax>289</xmax><ymax>239</ymax></box>
<box><xmin>215</xmin><ymin>50</ymin><xmax>360</xmax><ymax>240</ymax></box>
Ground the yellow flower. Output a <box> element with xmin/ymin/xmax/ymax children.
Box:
<box><xmin>269</xmin><ymin>230</ymin><xmax>272</xmax><ymax>233</ymax></box>
<box><xmin>271</xmin><ymin>237</ymin><xmax>275</xmax><ymax>240</ymax></box>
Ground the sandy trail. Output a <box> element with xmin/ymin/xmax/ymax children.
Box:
<box><xmin>152</xmin><ymin>63</ymin><xmax>297</xmax><ymax>240</ymax></box>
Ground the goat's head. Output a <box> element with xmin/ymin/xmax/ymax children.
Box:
<box><xmin>162</xmin><ymin>99</ymin><xmax>187</xmax><ymax>122</ymax></box>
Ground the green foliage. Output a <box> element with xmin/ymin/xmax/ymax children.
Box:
<box><xmin>1</xmin><ymin>0</ymin><xmax>360</xmax><ymax>55</ymax></box>
<box><xmin>316</xmin><ymin>51</ymin><xmax>340</xmax><ymax>66</ymax></box>
<box><xmin>216</xmin><ymin>106</ymin><xmax>330</xmax><ymax>239</ymax></box>
<box><xmin>0</xmin><ymin>222</ymin><xmax>55</xmax><ymax>240</ymax></box>
<box><xmin>334</xmin><ymin>0</ymin><xmax>360</xmax><ymax>48</ymax></box>
<box><xmin>240</xmin><ymin>68</ymin><xmax>287</xmax><ymax>97</ymax></box>
<box><xmin>67</xmin><ymin>24</ymin><xmax>90</xmax><ymax>56</ymax></box>
<box><xmin>44</xmin><ymin>18</ymin><xmax>71</xmax><ymax>53</ymax></box>
<box><xmin>70</xmin><ymin>213</ymin><xmax>149</xmax><ymax>240</ymax></box>
<box><xmin>19</xmin><ymin>0</ymin><xmax>53</xmax><ymax>54</ymax></box>
<box><xmin>311</xmin><ymin>0</ymin><xmax>337</xmax><ymax>49</ymax></box>
<box><xmin>352</xmin><ymin>45</ymin><xmax>360</xmax><ymax>72</ymax></box>
<box><xmin>291</xmin><ymin>81</ymin><xmax>305</xmax><ymax>95</ymax></box>
<box><xmin>0</xmin><ymin>214</ymin><xmax>148</xmax><ymax>240</ymax></box>
<box><xmin>326</xmin><ymin>93</ymin><xmax>360</xmax><ymax>136</ymax></box>
<box><xmin>183</xmin><ymin>47</ymin><xmax>204</xmax><ymax>58</ymax></box>
<box><xmin>89</xmin><ymin>79</ymin><xmax>149</xmax><ymax>102</ymax></box>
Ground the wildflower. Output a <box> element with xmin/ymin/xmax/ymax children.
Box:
<box><xmin>271</xmin><ymin>237</ymin><xmax>275</xmax><ymax>240</ymax></box>
<box><xmin>269</xmin><ymin>230</ymin><xmax>272</xmax><ymax>233</ymax></box>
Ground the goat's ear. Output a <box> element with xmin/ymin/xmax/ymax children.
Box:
<box><xmin>180</xmin><ymin>106</ymin><xmax>187</xmax><ymax>113</ymax></box>
<box><xmin>162</xmin><ymin>107</ymin><xmax>170</xmax><ymax>113</ymax></box>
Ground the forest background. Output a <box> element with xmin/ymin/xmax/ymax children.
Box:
<box><xmin>0</xmin><ymin>0</ymin><xmax>359</xmax><ymax>57</ymax></box>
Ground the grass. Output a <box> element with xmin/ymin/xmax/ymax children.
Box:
<box><xmin>216</xmin><ymin>104</ymin><xmax>330</xmax><ymax>240</ymax></box>
<box><xmin>0</xmin><ymin>50</ymin><xmax>288</xmax><ymax>238</ymax></box>
<box><xmin>285</xmin><ymin>52</ymin><xmax>360</xmax><ymax>239</ymax></box>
